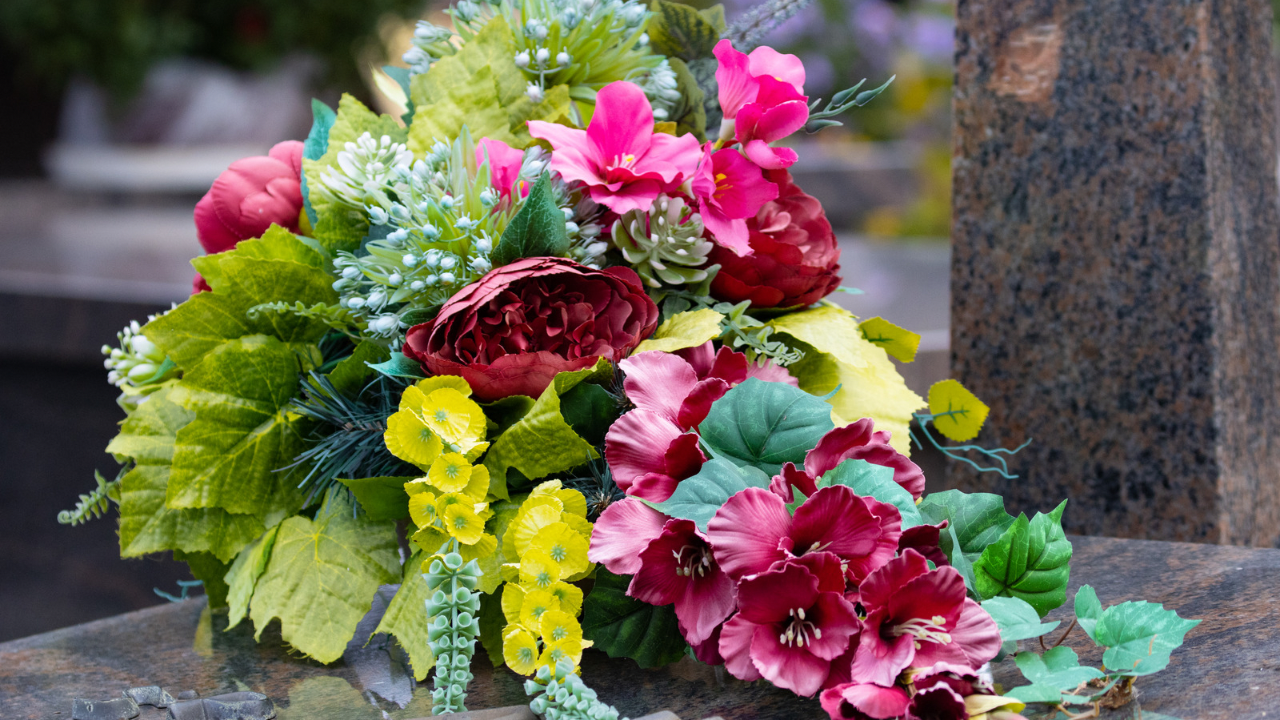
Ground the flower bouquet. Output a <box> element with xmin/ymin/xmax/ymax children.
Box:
<box><xmin>72</xmin><ymin>0</ymin><xmax>1198</xmax><ymax>717</ymax></box>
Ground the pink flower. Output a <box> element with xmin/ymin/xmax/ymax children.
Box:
<box><xmin>713</xmin><ymin>40</ymin><xmax>809</xmax><ymax>170</ymax></box>
<box><xmin>194</xmin><ymin>140</ymin><xmax>304</xmax><ymax>255</ymax></box>
<box><xmin>476</xmin><ymin>137</ymin><xmax>526</xmax><ymax>200</ymax></box>
<box><xmin>770</xmin><ymin>419</ymin><xmax>927</xmax><ymax>502</ymax></box>
<box><xmin>528</xmin><ymin>81</ymin><xmax>701</xmax><ymax>214</ymax></box>
<box><xmin>690</xmin><ymin>144</ymin><xmax>779</xmax><ymax>256</ymax></box>
<box><xmin>629</xmin><ymin>519</ymin><xmax>736</xmax><ymax>645</ymax></box>
<box><xmin>707</xmin><ymin>485</ymin><xmax>902</xmax><ymax>584</ymax></box>
<box><xmin>714</xmin><ymin>40</ymin><xmax>806</xmax><ymax>120</ymax></box>
<box><xmin>587</xmin><ymin>498</ymin><xmax>669</xmax><ymax>575</ymax></box>
<box><xmin>819</xmin><ymin>682</ymin><xmax>911</xmax><ymax>720</ymax></box>
<box><xmin>851</xmin><ymin>550</ymin><xmax>1001</xmax><ymax>687</ymax></box>
<box><xmin>718</xmin><ymin>561</ymin><xmax>861</xmax><ymax>696</ymax></box>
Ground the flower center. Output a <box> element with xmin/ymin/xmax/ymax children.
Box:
<box><xmin>434</xmin><ymin>409</ymin><xmax>450</xmax><ymax>422</ymax></box>
<box><xmin>714</xmin><ymin>172</ymin><xmax>733</xmax><ymax>200</ymax></box>
<box><xmin>779</xmin><ymin>606</ymin><xmax>822</xmax><ymax>648</ymax></box>
<box><xmin>672</xmin><ymin>544</ymin><xmax>712</xmax><ymax>578</ymax></box>
<box><xmin>548</xmin><ymin>543</ymin><xmax>568</xmax><ymax>562</ymax></box>
<box><xmin>891</xmin><ymin>615</ymin><xmax>952</xmax><ymax>649</ymax></box>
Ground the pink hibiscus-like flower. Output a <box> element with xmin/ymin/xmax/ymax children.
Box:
<box><xmin>629</xmin><ymin>519</ymin><xmax>736</xmax><ymax>645</ymax></box>
<box><xmin>851</xmin><ymin>550</ymin><xmax>1002</xmax><ymax>687</ymax></box>
<box><xmin>707</xmin><ymin>485</ymin><xmax>902</xmax><ymax>584</ymax></box>
<box><xmin>713</xmin><ymin>40</ymin><xmax>809</xmax><ymax>170</ymax></box>
<box><xmin>476</xmin><ymin>137</ymin><xmax>527</xmax><ymax>200</ymax></box>
<box><xmin>770</xmin><ymin>418</ymin><xmax>926</xmax><ymax>502</ymax></box>
<box><xmin>719</xmin><ymin>560</ymin><xmax>860</xmax><ymax>696</ymax></box>
<box><xmin>690</xmin><ymin>144</ymin><xmax>779</xmax><ymax>256</ymax></box>
<box><xmin>528</xmin><ymin>81</ymin><xmax>701</xmax><ymax>214</ymax></box>
<box><xmin>403</xmin><ymin>257</ymin><xmax>658</xmax><ymax>401</ymax></box>
<box><xmin>819</xmin><ymin>682</ymin><xmax>910</xmax><ymax>720</ymax></box>
<box><xmin>588</xmin><ymin>498</ymin><xmax>668</xmax><ymax>575</ymax></box>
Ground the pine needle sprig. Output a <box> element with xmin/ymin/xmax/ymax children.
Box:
<box><xmin>58</xmin><ymin>467</ymin><xmax>127</xmax><ymax>526</ymax></box>
<box><xmin>723</xmin><ymin>0</ymin><xmax>816</xmax><ymax>52</ymax></box>
<box><xmin>563</xmin><ymin>458</ymin><xmax>625</xmax><ymax>521</ymax></box>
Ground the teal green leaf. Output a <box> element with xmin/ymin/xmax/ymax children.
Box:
<box><xmin>698</xmin><ymin>377</ymin><xmax>835</xmax><ymax>476</ymax></box>
<box><xmin>249</xmin><ymin>489</ymin><xmax>401</xmax><ymax>663</ymax></box>
<box><xmin>942</xmin><ymin>523</ymin><xmax>978</xmax><ymax>592</ymax></box>
<box><xmin>225</xmin><ymin>525</ymin><xmax>280</xmax><ymax>630</ymax></box>
<box><xmin>918</xmin><ymin>489</ymin><xmax>1016</xmax><ymax>556</ymax></box>
<box><xmin>1073</xmin><ymin>584</ymin><xmax>1103</xmax><ymax>642</ymax></box>
<box><xmin>818</xmin><ymin>458</ymin><xmax>921</xmax><ymax>527</ymax></box>
<box><xmin>174</xmin><ymin>550</ymin><xmax>232</xmax><ymax>609</ymax></box>
<box><xmin>367</xmin><ymin>352</ymin><xmax>426</xmax><ymax>380</ymax></box>
<box><xmin>647</xmin><ymin>0</ymin><xmax>722</xmax><ymax>60</ymax></box>
<box><xmin>1094</xmin><ymin>600</ymin><xmax>1200</xmax><ymax>677</ymax></box>
<box><xmin>166</xmin><ymin>336</ymin><xmax>310</xmax><ymax>520</ymax></box>
<box><xmin>558</xmin><ymin>381</ymin><xmax>620</xmax><ymax>447</ymax></box>
<box><xmin>489</xmin><ymin>174</ymin><xmax>570</xmax><ymax>267</ymax></box>
<box><xmin>582</xmin><ymin>568</ymin><xmax>688</xmax><ymax>668</ymax></box>
<box><xmin>1015</xmin><ymin>647</ymin><xmax>1104</xmax><ymax>690</ymax></box>
<box><xmin>325</xmin><ymin>341</ymin><xmax>390</xmax><ymax>396</ymax></box>
<box><xmin>374</xmin><ymin>551</ymin><xmax>435</xmax><ymax>681</ymax></box>
<box><xmin>1004</xmin><ymin>683</ymin><xmax>1063</xmax><ymax>704</ymax></box>
<box><xmin>973</xmin><ymin>501</ymin><xmax>1072</xmax><ymax>616</ymax></box>
<box><xmin>981</xmin><ymin>596</ymin><xmax>1059</xmax><ymax>642</ymax></box>
<box><xmin>338</xmin><ymin>477</ymin><xmax>415</xmax><ymax>521</ymax></box>
<box><xmin>644</xmin><ymin>458</ymin><xmax>771</xmax><ymax>531</ymax></box>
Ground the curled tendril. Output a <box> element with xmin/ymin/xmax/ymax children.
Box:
<box><xmin>910</xmin><ymin>412</ymin><xmax>1032</xmax><ymax>479</ymax></box>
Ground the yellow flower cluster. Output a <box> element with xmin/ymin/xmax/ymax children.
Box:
<box><xmin>385</xmin><ymin>376</ymin><xmax>496</xmax><ymax>559</ymax></box>
<box><xmin>498</xmin><ymin>481</ymin><xmax>595</xmax><ymax>676</ymax></box>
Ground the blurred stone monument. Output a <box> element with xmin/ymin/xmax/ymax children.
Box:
<box><xmin>949</xmin><ymin>0</ymin><xmax>1280</xmax><ymax>544</ymax></box>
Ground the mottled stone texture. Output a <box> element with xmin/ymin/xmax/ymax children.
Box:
<box><xmin>950</xmin><ymin>0</ymin><xmax>1280</xmax><ymax>544</ymax></box>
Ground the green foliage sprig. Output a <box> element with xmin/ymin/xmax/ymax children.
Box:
<box><xmin>804</xmin><ymin>76</ymin><xmax>896</xmax><ymax>134</ymax></box>
<box><xmin>57</xmin><ymin>468</ymin><xmax>124</xmax><ymax>526</ymax></box>
<box><xmin>525</xmin><ymin>659</ymin><xmax>627</xmax><ymax>720</ymax></box>
<box><xmin>425</xmin><ymin>548</ymin><xmax>483</xmax><ymax>714</ymax></box>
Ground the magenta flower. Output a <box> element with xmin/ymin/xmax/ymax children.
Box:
<box><xmin>628</xmin><ymin>519</ymin><xmax>736</xmax><ymax>645</ymax></box>
<box><xmin>194</xmin><ymin>140</ymin><xmax>304</xmax><ymax>255</ymax></box>
<box><xmin>718</xmin><ymin>561</ymin><xmax>860</xmax><ymax>696</ymax></box>
<box><xmin>588</xmin><ymin>497</ymin><xmax>669</xmax><ymax>575</ymax></box>
<box><xmin>712</xmin><ymin>40</ymin><xmax>809</xmax><ymax>170</ymax></box>
<box><xmin>714</xmin><ymin>40</ymin><xmax>806</xmax><ymax>121</ymax></box>
<box><xmin>475</xmin><ymin>137</ymin><xmax>526</xmax><ymax>200</ymax></box>
<box><xmin>707</xmin><ymin>485</ymin><xmax>902</xmax><ymax>584</ymax></box>
<box><xmin>771</xmin><ymin>418</ymin><xmax>927</xmax><ymax>502</ymax></box>
<box><xmin>690</xmin><ymin>144</ymin><xmax>779</xmax><ymax>256</ymax></box>
<box><xmin>819</xmin><ymin>682</ymin><xmax>911</xmax><ymax>720</ymax></box>
<box><xmin>528</xmin><ymin>81</ymin><xmax>701</xmax><ymax>214</ymax></box>
<box><xmin>851</xmin><ymin>550</ymin><xmax>1001</xmax><ymax>687</ymax></box>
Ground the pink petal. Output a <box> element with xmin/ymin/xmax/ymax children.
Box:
<box><xmin>849</xmin><ymin>615</ymin><xmax>916</xmax><ymax>687</ymax></box>
<box><xmin>747</xmin><ymin>46</ymin><xmax>806</xmax><ymax>93</ymax></box>
<box><xmin>645</xmin><ymin>131</ymin><xmax>703</xmax><ymax>184</ymax></box>
<box><xmin>736</xmin><ymin>563</ymin><xmax>819</xmax><ymax>625</ymax></box>
<box><xmin>476</xmin><ymin>137</ymin><xmax>526</xmax><ymax>197</ymax></box>
<box><xmin>674</xmin><ymin>341</ymin><xmax>716</xmax><ymax>378</ymax></box>
<box><xmin>791</xmin><ymin>486</ymin><xmax>885</xmax><ymax>560</ymax></box>
<box><xmin>702</xmin><ymin>211</ymin><xmax>753</xmax><ymax>257</ymax></box>
<box><xmin>706</xmin><ymin>346</ymin><xmax>750</xmax><ymax>384</ymax></box>
<box><xmin>707</xmin><ymin>487</ymin><xmax>793</xmax><ymax>580</ymax></box>
<box><xmin>887</xmin><ymin>564</ymin><xmax>967</xmax><ymax>631</ymax></box>
<box><xmin>710</xmin><ymin>148</ymin><xmax>780</xmax><ymax>219</ymax></box>
<box><xmin>677</xmin><ymin>566</ymin><xmax>737</xmax><ymax>646</ymax></box>
<box><xmin>587</xmin><ymin>81</ymin><xmax>654</xmax><ymax>162</ymax></box>
<box><xmin>805</xmin><ymin>420</ymin><xmax>877</xmax><ymax>478</ymax></box>
<box><xmin>719</xmin><ymin>614</ymin><xmax>764</xmax><ymax>681</ymax></box>
<box><xmin>268</xmin><ymin>140</ymin><xmax>304</xmax><ymax>176</ymax></box>
<box><xmin>746</xmin><ymin>359</ymin><xmax>798</xmax><ymax>386</ymax></box>
<box><xmin>743</xmin><ymin>139</ymin><xmax>798</xmax><ymax>170</ymax></box>
<box><xmin>772</xmin><ymin>551</ymin><xmax>846</xmax><ymax>594</ymax></box>
<box><xmin>714</xmin><ymin>39</ymin><xmax>758</xmax><ymax>119</ymax></box>
<box><xmin>676</xmin><ymin>377</ymin><xmax>730</xmax><ymax>430</ymax></box>
<box><xmin>689</xmin><ymin>623</ymin><xmax>724</xmax><ymax>665</ymax></box>
<box><xmin>587</xmin><ymin>498</ymin><xmax>668</xmax><ymax>575</ymax></box>
<box><xmin>949</xmin><ymin>599</ymin><xmax>1003</xmax><ymax>668</ymax></box>
<box><xmin>621</xmin><ymin>351</ymin><xmax>700</xmax><ymax>422</ymax></box>
<box><xmin>629</xmin><ymin>519</ymin><xmax>700</xmax><ymax>606</ymax></box>
<box><xmin>604</xmin><ymin>409</ymin><xmax>686</xmax><ymax>491</ymax></box>
<box><xmin>589</xmin><ymin>178</ymin><xmax>662</xmax><ymax>214</ymax></box>
<box><xmin>859</xmin><ymin>549</ymin><xmax>931</xmax><ymax>612</ymax></box>
<box><xmin>820</xmin><ymin>683</ymin><xmax>911</xmax><ymax>720</ymax></box>
<box><xmin>805</xmin><ymin>592</ymin><xmax>861</xmax><ymax>661</ymax></box>
<box><xmin>194</xmin><ymin>190</ymin><xmax>240</xmax><ymax>254</ymax></box>
<box><xmin>750</xmin><ymin>623</ymin><xmax>831</xmax><ymax>696</ymax></box>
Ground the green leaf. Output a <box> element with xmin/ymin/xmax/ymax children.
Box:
<box><xmin>374</xmin><ymin>551</ymin><xmax>435</xmax><ymax>681</ymax></box>
<box><xmin>302</xmin><ymin>99</ymin><xmax>336</xmax><ymax>227</ymax></box>
<box><xmin>927</xmin><ymin>379</ymin><xmax>990</xmax><ymax>442</ymax></box>
<box><xmin>325</xmin><ymin>341</ymin><xmax>390</xmax><ymax>396</ymax></box>
<box><xmin>666</xmin><ymin>58</ymin><xmax>707</xmax><ymax>142</ymax></box>
<box><xmin>367</xmin><ymin>352</ymin><xmax>427</xmax><ymax>380</ymax></box>
<box><xmin>633</xmin><ymin>308</ymin><xmax>724</xmax><ymax>354</ymax></box>
<box><xmin>582</xmin><ymin>568</ymin><xmax>688</xmax><ymax>668</ymax></box>
<box><xmin>166</xmin><ymin>336</ymin><xmax>310</xmax><ymax>520</ymax></box>
<box><xmin>942</xmin><ymin>523</ymin><xmax>979</xmax><ymax>592</ymax></box>
<box><xmin>559</xmin><ymin>381</ymin><xmax>621</xmax><ymax>447</ymax></box>
<box><xmin>858</xmin><ymin>316</ymin><xmax>921</xmax><ymax>363</ymax></box>
<box><xmin>112</xmin><ymin>386</ymin><xmax>265</xmax><ymax>563</ymax></box>
<box><xmin>483</xmin><ymin>359</ymin><xmax>611</xmax><ymax>499</ymax></box>
<box><xmin>477</xmin><ymin>590</ymin><xmax>507</xmax><ymax>667</ymax></box>
<box><xmin>819</xmin><ymin>458</ymin><xmax>922</xmax><ymax>527</ymax></box>
<box><xmin>1073</xmin><ymin>585</ymin><xmax>1103</xmax><ymax>642</ymax></box>
<box><xmin>699</xmin><ymin>377</ymin><xmax>835</xmax><ymax>476</ymax></box>
<box><xmin>488</xmin><ymin>173</ymin><xmax>570</xmax><ymax>267</ymax></box>
<box><xmin>1004</xmin><ymin>683</ymin><xmax>1063</xmax><ymax>704</ymax></box>
<box><xmin>338</xmin><ymin>477</ymin><xmax>415</xmax><ymax>521</ymax></box>
<box><xmin>1094</xmin><ymin>600</ymin><xmax>1200</xmax><ymax>677</ymax></box>
<box><xmin>224</xmin><ymin>525</ymin><xmax>280</xmax><ymax>630</ymax></box>
<box><xmin>973</xmin><ymin>501</ymin><xmax>1072</xmax><ymax>616</ymax></box>
<box><xmin>918</xmin><ymin>489</ymin><xmax>1016</xmax><ymax>556</ymax></box>
<box><xmin>647</xmin><ymin>0</ymin><xmax>722</xmax><ymax>60</ymax></box>
<box><xmin>1015</xmin><ymin>647</ymin><xmax>1105</xmax><ymax>690</ymax></box>
<box><xmin>174</xmin><ymin>550</ymin><xmax>232</xmax><ymax>609</ymax></box>
<box><xmin>644</xmin><ymin>458</ymin><xmax>771</xmax><ymax>531</ymax></box>
<box><xmin>981</xmin><ymin>596</ymin><xmax>1060</xmax><ymax>642</ymax></box>
<box><xmin>249</xmin><ymin>489</ymin><xmax>400</xmax><ymax>663</ymax></box>
<box><xmin>698</xmin><ymin>4</ymin><xmax>728</xmax><ymax>32</ymax></box>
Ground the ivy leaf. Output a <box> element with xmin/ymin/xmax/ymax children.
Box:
<box><xmin>973</xmin><ymin>501</ymin><xmax>1072</xmax><ymax>616</ymax></box>
<box><xmin>338</xmin><ymin>477</ymin><xmax>415</xmax><ymax>522</ymax></box>
<box><xmin>818</xmin><ymin>458</ymin><xmax>921</xmax><ymax>528</ymax></box>
<box><xmin>647</xmin><ymin>0</ymin><xmax>722</xmax><ymax>61</ymax></box>
<box><xmin>581</xmin><ymin>568</ymin><xmax>688</xmax><ymax>668</ymax></box>
<box><xmin>928</xmin><ymin>379</ymin><xmax>990</xmax><ymax>442</ymax></box>
<box><xmin>858</xmin><ymin>316</ymin><xmax>921</xmax><ymax>363</ymax></box>
<box><xmin>918</xmin><ymin>489</ymin><xmax>1016</xmax><ymax>556</ymax></box>
<box><xmin>634</xmin><ymin>308</ymin><xmax>725</xmax><ymax>354</ymax></box>
<box><xmin>981</xmin><ymin>596</ymin><xmax>1060</xmax><ymax>642</ymax></box>
<box><xmin>374</xmin><ymin>551</ymin><xmax>435</xmax><ymax>681</ymax></box>
<box><xmin>644</xmin><ymin>458</ymin><xmax>771</xmax><ymax>531</ymax></box>
<box><xmin>699</xmin><ymin>377</ymin><xmax>835</xmax><ymax>476</ymax></box>
<box><xmin>488</xmin><ymin>174</ymin><xmax>569</xmax><ymax>267</ymax></box>
<box><xmin>166</xmin><ymin>336</ymin><xmax>310</xmax><ymax>520</ymax></box>
<box><xmin>1073</xmin><ymin>585</ymin><xmax>1103</xmax><ymax>642</ymax></box>
<box><xmin>1004</xmin><ymin>683</ymin><xmax>1063</xmax><ymax>704</ymax></box>
<box><xmin>1015</xmin><ymin>647</ymin><xmax>1105</xmax><ymax>690</ymax></box>
<box><xmin>1093</xmin><ymin>600</ymin><xmax>1200</xmax><ymax>677</ymax></box>
<box><xmin>225</xmin><ymin>525</ymin><xmax>280</xmax><ymax>630</ymax></box>
<box><xmin>248</xmin><ymin>489</ymin><xmax>401</xmax><ymax>663</ymax></box>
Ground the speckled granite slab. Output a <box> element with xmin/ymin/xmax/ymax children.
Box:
<box><xmin>949</xmin><ymin>0</ymin><xmax>1280</xmax><ymax>544</ymax></box>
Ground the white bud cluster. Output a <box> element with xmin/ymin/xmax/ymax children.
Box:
<box><xmin>403</xmin><ymin>20</ymin><xmax>455</xmax><ymax>75</ymax></box>
<box><xmin>315</xmin><ymin>133</ymin><xmax>415</xmax><ymax>211</ymax></box>
<box><xmin>102</xmin><ymin>320</ymin><xmax>173</xmax><ymax>389</ymax></box>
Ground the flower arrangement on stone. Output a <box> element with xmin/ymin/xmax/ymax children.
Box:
<box><xmin>69</xmin><ymin>0</ymin><xmax>1199</xmax><ymax>717</ymax></box>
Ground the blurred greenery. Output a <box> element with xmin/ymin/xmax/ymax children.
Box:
<box><xmin>0</xmin><ymin>0</ymin><xmax>426</xmax><ymax>99</ymax></box>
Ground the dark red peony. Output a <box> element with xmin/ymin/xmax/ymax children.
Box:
<box><xmin>403</xmin><ymin>257</ymin><xmax>659</xmax><ymax>401</ymax></box>
<box><xmin>707</xmin><ymin>168</ymin><xmax>841</xmax><ymax>309</ymax></box>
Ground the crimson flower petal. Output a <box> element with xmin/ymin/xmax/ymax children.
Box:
<box><xmin>749</xmin><ymin>623</ymin><xmax>832</xmax><ymax>697</ymax></box>
<box><xmin>707</xmin><ymin>487</ymin><xmax>793</xmax><ymax>580</ymax></box>
<box><xmin>736</xmin><ymin>563</ymin><xmax>820</xmax><ymax>625</ymax></box>
<box><xmin>719</xmin><ymin>614</ymin><xmax>763</xmax><ymax>681</ymax></box>
<box><xmin>820</xmin><ymin>683</ymin><xmax>911</xmax><ymax>720</ymax></box>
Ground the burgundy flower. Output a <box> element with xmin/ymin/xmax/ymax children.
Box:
<box><xmin>403</xmin><ymin>257</ymin><xmax>658</xmax><ymax>401</ymax></box>
<box><xmin>770</xmin><ymin>418</ymin><xmax>926</xmax><ymax>502</ymax></box>
<box><xmin>819</xmin><ymin>682</ymin><xmax>911</xmax><ymax>720</ymax></box>
<box><xmin>898</xmin><ymin>522</ymin><xmax>950</xmax><ymax>568</ymax></box>
<box><xmin>708</xmin><ymin>169</ymin><xmax>841</xmax><ymax>309</ymax></box>
<box><xmin>851</xmin><ymin>550</ymin><xmax>1001</xmax><ymax>687</ymax></box>
<box><xmin>194</xmin><ymin>140</ymin><xmax>304</xmax><ymax>255</ymax></box>
<box><xmin>718</xmin><ymin>561</ymin><xmax>861</xmax><ymax>696</ymax></box>
<box><xmin>629</xmin><ymin>519</ymin><xmax>736</xmax><ymax>645</ymax></box>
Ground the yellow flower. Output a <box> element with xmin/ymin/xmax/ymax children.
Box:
<box><xmin>502</xmin><ymin>583</ymin><xmax>527</xmax><ymax>625</ymax></box>
<box><xmin>549</xmin><ymin>582</ymin><xmax>584</xmax><ymax>616</ymax></box>
<box><xmin>415</xmin><ymin>375</ymin><xmax>473</xmax><ymax>397</ymax></box>
<box><xmin>428</xmin><ymin>452</ymin><xmax>474</xmax><ymax>493</ymax></box>
<box><xmin>540</xmin><ymin>610</ymin><xmax>582</xmax><ymax>646</ymax></box>
<box><xmin>462</xmin><ymin>464</ymin><xmax>491</xmax><ymax>501</ymax></box>
<box><xmin>420</xmin><ymin>387</ymin><xmax>489</xmax><ymax>457</ymax></box>
<box><xmin>411</xmin><ymin>525</ymin><xmax>449</xmax><ymax>554</ymax></box>
<box><xmin>560</xmin><ymin>512</ymin><xmax>594</xmax><ymax>543</ymax></box>
<box><xmin>403</xmin><ymin>478</ymin><xmax>432</xmax><ymax>496</ymax></box>
<box><xmin>509</xmin><ymin>501</ymin><xmax>564</xmax><ymax>556</ymax></box>
<box><xmin>538</xmin><ymin>637</ymin><xmax>585</xmax><ymax>669</ymax></box>
<box><xmin>441</xmin><ymin>496</ymin><xmax>487</xmax><ymax>545</ymax></box>
<box><xmin>501</xmin><ymin>563</ymin><xmax>522</xmax><ymax>583</ymax></box>
<box><xmin>532</xmin><ymin>480</ymin><xmax>588</xmax><ymax>517</ymax></box>
<box><xmin>519</xmin><ymin>588</ymin><xmax>562</xmax><ymax>627</ymax></box>
<box><xmin>528</xmin><ymin>522</ymin><xmax>590</xmax><ymax>577</ymax></box>
<box><xmin>384</xmin><ymin>409</ymin><xmax>442</xmax><ymax>469</ymax></box>
<box><xmin>519</xmin><ymin>548</ymin><xmax>563</xmax><ymax>589</ymax></box>
<box><xmin>457</xmin><ymin>533</ymin><xmax>498</xmax><ymax>562</ymax></box>
<box><xmin>407</xmin><ymin>489</ymin><xmax>439</xmax><ymax>530</ymax></box>
<box><xmin>503</xmin><ymin>626</ymin><xmax>541</xmax><ymax>675</ymax></box>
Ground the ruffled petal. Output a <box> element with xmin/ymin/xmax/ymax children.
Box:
<box><xmin>750</xmin><ymin>623</ymin><xmax>831</xmax><ymax>697</ymax></box>
<box><xmin>736</xmin><ymin>562</ymin><xmax>819</xmax><ymax>624</ymax></box>
<box><xmin>820</xmin><ymin>682</ymin><xmax>911</xmax><ymax>720</ymax></box>
<box><xmin>587</xmin><ymin>498</ymin><xmax>668</xmax><ymax>575</ymax></box>
<box><xmin>707</xmin><ymin>487</ymin><xmax>793</xmax><ymax>580</ymax></box>
<box><xmin>719</xmin><ymin>614</ymin><xmax>764</xmax><ymax>681</ymax></box>
<box><xmin>620</xmin><ymin>351</ymin><xmax>700</xmax><ymax>421</ymax></box>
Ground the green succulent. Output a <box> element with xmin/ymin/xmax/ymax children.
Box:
<box><xmin>612</xmin><ymin>195</ymin><xmax>717</xmax><ymax>289</ymax></box>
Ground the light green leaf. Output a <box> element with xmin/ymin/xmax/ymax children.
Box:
<box><xmin>633</xmin><ymin>308</ymin><xmax>725</xmax><ymax>354</ymax></box>
<box><xmin>1095</xmin><ymin>600</ymin><xmax>1200</xmax><ymax>677</ymax></box>
<box><xmin>249</xmin><ymin>489</ymin><xmax>400</xmax><ymax>663</ymax></box>
<box><xmin>166</xmin><ymin>336</ymin><xmax>309</xmax><ymax>520</ymax></box>
<box><xmin>1004</xmin><ymin>683</ymin><xmax>1063</xmax><ymax>704</ymax></box>
<box><xmin>981</xmin><ymin>596</ymin><xmax>1060</xmax><ymax>642</ymax></box>
<box><xmin>488</xmin><ymin>173</ymin><xmax>569</xmax><ymax>267</ymax></box>
<box><xmin>859</xmin><ymin>316</ymin><xmax>920</xmax><ymax>363</ymax></box>
<box><xmin>1015</xmin><ymin>647</ymin><xmax>1104</xmax><ymax>690</ymax></box>
<box><xmin>338</xmin><ymin>477</ymin><xmax>416</xmax><ymax>521</ymax></box>
<box><xmin>770</xmin><ymin>304</ymin><xmax>869</xmax><ymax>369</ymax></box>
<box><xmin>225</xmin><ymin>525</ymin><xmax>280</xmax><ymax>630</ymax></box>
<box><xmin>699</xmin><ymin>377</ymin><xmax>835</xmax><ymax>476</ymax></box>
<box><xmin>374</xmin><ymin>551</ymin><xmax>435</xmax><ymax>681</ymax></box>
<box><xmin>928</xmin><ymin>379</ymin><xmax>990</xmax><ymax>442</ymax></box>
<box><xmin>581</xmin><ymin>568</ymin><xmax>688</xmax><ymax>668</ymax></box>
<box><xmin>647</xmin><ymin>0</ymin><xmax>722</xmax><ymax>60</ymax></box>
<box><xmin>644</xmin><ymin>458</ymin><xmax>771</xmax><ymax>531</ymax></box>
<box><xmin>973</xmin><ymin>501</ymin><xmax>1072</xmax><ymax>616</ymax></box>
<box><xmin>483</xmin><ymin>359</ymin><xmax>611</xmax><ymax>498</ymax></box>
<box><xmin>325</xmin><ymin>342</ymin><xmax>390</xmax><ymax>397</ymax></box>
<box><xmin>1074</xmin><ymin>585</ymin><xmax>1103</xmax><ymax>642</ymax></box>
<box><xmin>818</xmin><ymin>458</ymin><xmax>921</xmax><ymax>527</ymax></box>
<box><xmin>411</xmin><ymin>65</ymin><xmax>520</xmax><ymax>149</ymax></box>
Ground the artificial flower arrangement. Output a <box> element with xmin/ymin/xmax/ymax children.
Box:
<box><xmin>69</xmin><ymin>0</ymin><xmax>1199</xmax><ymax>718</ymax></box>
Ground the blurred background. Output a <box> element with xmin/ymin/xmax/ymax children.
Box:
<box><xmin>0</xmin><ymin>0</ymin><xmax>957</xmax><ymax>642</ymax></box>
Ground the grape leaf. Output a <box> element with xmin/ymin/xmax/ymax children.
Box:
<box><xmin>918</xmin><ymin>489</ymin><xmax>1016</xmax><ymax>556</ymax></box>
<box><xmin>973</xmin><ymin>501</ymin><xmax>1072</xmax><ymax>616</ymax></box>
<box><xmin>225</xmin><ymin>525</ymin><xmax>280</xmax><ymax>630</ymax></box>
<box><xmin>249</xmin><ymin>489</ymin><xmax>400</xmax><ymax>663</ymax></box>
<box><xmin>644</xmin><ymin>458</ymin><xmax>772</xmax><ymax>531</ymax></box>
<box><xmin>858</xmin><ymin>316</ymin><xmax>921</xmax><ymax>363</ymax></box>
<box><xmin>928</xmin><ymin>379</ymin><xmax>990</xmax><ymax>442</ymax></box>
<box><xmin>633</xmin><ymin>308</ymin><xmax>725</xmax><ymax>354</ymax></box>
<box><xmin>819</xmin><ymin>458</ymin><xmax>922</xmax><ymax>528</ymax></box>
<box><xmin>488</xmin><ymin>173</ymin><xmax>570</xmax><ymax>267</ymax></box>
<box><xmin>1015</xmin><ymin>647</ymin><xmax>1104</xmax><ymax>690</ymax></box>
<box><xmin>581</xmin><ymin>568</ymin><xmax>688</xmax><ymax>668</ymax></box>
<box><xmin>981</xmin><ymin>596</ymin><xmax>1060</xmax><ymax>642</ymax></box>
<box><xmin>1094</xmin><ymin>600</ymin><xmax>1201</xmax><ymax>677</ymax></box>
<box><xmin>699</xmin><ymin>377</ymin><xmax>835</xmax><ymax>476</ymax></box>
<box><xmin>647</xmin><ymin>0</ymin><xmax>722</xmax><ymax>61</ymax></box>
<box><xmin>1074</xmin><ymin>584</ymin><xmax>1103</xmax><ymax>641</ymax></box>
<box><xmin>338</xmin><ymin>477</ymin><xmax>416</xmax><ymax>521</ymax></box>
<box><xmin>374</xmin><ymin>551</ymin><xmax>435</xmax><ymax>681</ymax></box>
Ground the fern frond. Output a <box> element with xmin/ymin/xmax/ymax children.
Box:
<box><xmin>58</xmin><ymin>468</ymin><xmax>125</xmax><ymax>526</ymax></box>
